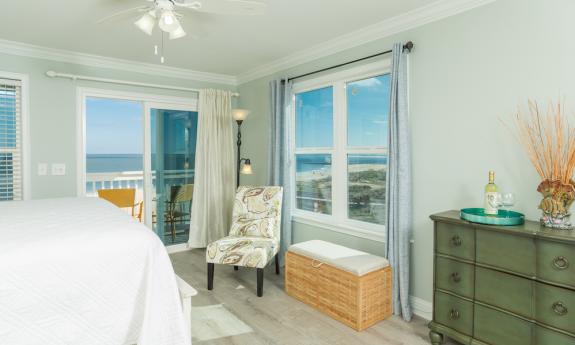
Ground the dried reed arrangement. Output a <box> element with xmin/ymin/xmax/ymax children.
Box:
<box><xmin>513</xmin><ymin>100</ymin><xmax>575</xmax><ymax>185</ymax></box>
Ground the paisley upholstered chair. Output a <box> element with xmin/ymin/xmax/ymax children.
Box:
<box><xmin>206</xmin><ymin>186</ymin><xmax>283</xmax><ymax>297</ymax></box>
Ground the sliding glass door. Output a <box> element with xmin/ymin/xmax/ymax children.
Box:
<box><xmin>84</xmin><ymin>94</ymin><xmax>197</xmax><ymax>246</ymax></box>
<box><xmin>144</xmin><ymin>104</ymin><xmax>198</xmax><ymax>245</ymax></box>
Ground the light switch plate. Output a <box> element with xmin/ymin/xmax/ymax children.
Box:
<box><xmin>38</xmin><ymin>163</ymin><xmax>48</xmax><ymax>176</ymax></box>
<box><xmin>51</xmin><ymin>163</ymin><xmax>66</xmax><ymax>176</ymax></box>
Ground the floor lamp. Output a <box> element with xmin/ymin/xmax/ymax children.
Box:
<box><xmin>233</xmin><ymin>109</ymin><xmax>253</xmax><ymax>188</ymax></box>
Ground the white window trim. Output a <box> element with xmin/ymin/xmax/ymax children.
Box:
<box><xmin>0</xmin><ymin>71</ymin><xmax>30</xmax><ymax>200</ymax></box>
<box><xmin>291</xmin><ymin>60</ymin><xmax>391</xmax><ymax>242</ymax></box>
<box><xmin>76</xmin><ymin>87</ymin><xmax>198</xmax><ymax>197</ymax></box>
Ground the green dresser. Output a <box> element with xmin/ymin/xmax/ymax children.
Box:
<box><xmin>429</xmin><ymin>211</ymin><xmax>575</xmax><ymax>345</ymax></box>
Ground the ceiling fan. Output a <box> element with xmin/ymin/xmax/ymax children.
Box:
<box><xmin>98</xmin><ymin>0</ymin><xmax>267</xmax><ymax>63</ymax></box>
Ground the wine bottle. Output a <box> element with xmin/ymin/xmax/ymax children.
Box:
<box><xmin>484</xmin><ymin>171</ymin><xmax>499</xmax><ymax>215</ymax></box>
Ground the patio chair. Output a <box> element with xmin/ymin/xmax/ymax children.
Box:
<box><xmin>97</xmin><ymin>188</ymin><xmax>143</xmax><ymax>222</ymax></box>
<box><xmin>165</xmin><ymin>184</ymin><xmax>194</xmax><ymax>242</ymax></box>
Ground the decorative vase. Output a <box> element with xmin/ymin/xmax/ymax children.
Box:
<box><xmin>538</xmin><ymin>179</ymin><xmax>575</xmax><ymax>230</ymax></box>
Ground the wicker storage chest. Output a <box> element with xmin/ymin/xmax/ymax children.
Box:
<box><xmin>285</xmin><ymin>240</ymin><xmax>392</xmax><ymax>331</ymax></box>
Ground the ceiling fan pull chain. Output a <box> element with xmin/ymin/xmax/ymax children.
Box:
<box><xmin>161</xmin><ymin>32</ymin><xmax>165</xmax><ymax>64</ymax></box>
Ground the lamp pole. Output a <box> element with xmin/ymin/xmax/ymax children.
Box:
<box><xmin>233</xmin><ymin>109</ymin><xmax>252</xmax><ymax>188</ymax></box>
<box><xmin>236</xmin><ymin>120</ymin><xmax>243</xmax><ymax>188</ymax></box>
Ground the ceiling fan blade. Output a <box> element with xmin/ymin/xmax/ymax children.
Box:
<box><xmin>96</xmin><ymin>5</ymin><xmax>152</xmax><ymax>24</ymax></box>
<box><xmin>175</xmin><ymin>0</ymin><xmax>267</xmax><ymax>15</ymax></box>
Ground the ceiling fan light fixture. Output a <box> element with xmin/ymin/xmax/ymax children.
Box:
<box><xmin>134</xmin><ymin>11</ymin><xmax>156</xmax><ymax>35</ymax></box>
<box><xmin>159</xmin><ymin>10</ymin><xmax>179</xmax><ymax>32</ymax></box>
<box><xmin>169</xmin><ymin>25</ymin><xmax>187</xmax><ymax>40</ymax></box>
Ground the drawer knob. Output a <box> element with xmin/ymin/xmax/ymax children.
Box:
<box><xmin>451</xmin><ymin>236</ymin><xmax>462</xmax><ymax>247</ymax></box>
<box><xmin>553</xmin><ymin>256</ymin><xmax>570</xmax><ymax>270</ymax></box>
<box><xmin>451</xmin><ymin>272</ymin><xmax>461</xmax><ymax>283</ymax></box>
<box><xmin>552</xmin><ymin>302</ymin><xmax>568</xmax><ymax>316</ymax></box>
<box><xmin>449</xmin><ymin>309</ymin><xmax>460</xmax><ymax>320</ymax></box>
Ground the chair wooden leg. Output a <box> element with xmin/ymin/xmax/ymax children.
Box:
<box><xmin>207</xmin><ymin>263</ymin><xmax>214</xmax><ymax>291</ymax></box>
<box><xmin>257</xmin><ymin>268</ymin><xmax>264</xmax><ymax>297</ymax></box>
<box><xmin>234</xmin><ymin>266</ymin><xmax>239</xmax><ymax>271</ymax></box>
<box><xmin>275</xmin><ymin>255</ymin><xmax>280</xmax><ymax>275</ymax></box>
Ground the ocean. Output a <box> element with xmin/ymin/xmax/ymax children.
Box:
<box><xmin>87</xmin><ymin>153</ymin><xmax>387</xmax><ymax>174</ymax></box>
<box><xmin>296</xmin><ymin>154</ymin><xmax>387</xmax><ymax>172</ymax></box>
<box><xmin>87</xmin><ymin>154</ymin><xmax>143</xmax><ymax>173</ymax></box>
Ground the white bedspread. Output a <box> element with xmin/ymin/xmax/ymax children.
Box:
<box><xmin>0</xmin><ymin>197</ymin><xmax>191</xmax><ymax>345</ymax></box>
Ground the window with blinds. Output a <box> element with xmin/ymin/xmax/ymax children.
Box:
<box><xmin>0</xmin><ymin>78</ymin><xmax>22</xmax><ymax>201</ymax></box>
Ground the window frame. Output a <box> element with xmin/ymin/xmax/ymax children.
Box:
<box><xmin>76</xmin><ymin>87</ymin><xmax>198</xmax><ymax>197</ymax></box>
<box><xmin>291</xmin><ymin>60</ymin><xmax>391</xmax><ymax>242</ymax></box>
<box><xmin>0</xmin><ymin>71</ymin><xmax>30</xmax><ymax>201</ymax></box>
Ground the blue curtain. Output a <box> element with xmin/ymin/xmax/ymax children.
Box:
<box><xmin>268</xmin><ymin>79</ymin><xmax>294</xmax><ymax>265</ymax></box>
<box><xmin>385</xmin><ymin>43</ymin><xmax>413</xmax><ymax>321</ymax></box>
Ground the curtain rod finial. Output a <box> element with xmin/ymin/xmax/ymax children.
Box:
<box><xmin>403</xmin><ymin>41</ymin><xmax>414</xmax><ymax>53</ymax></box>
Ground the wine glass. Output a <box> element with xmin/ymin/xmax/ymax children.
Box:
<box><xmin>500</xmin><ymin>193</ymin><xmax>515</xmax><ymax>210</ymax></box>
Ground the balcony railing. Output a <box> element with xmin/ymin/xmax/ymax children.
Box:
<box><xmin>86</xmin><ymin>169</ymin><xmax>195</xmax><ymax>197</ymax></box>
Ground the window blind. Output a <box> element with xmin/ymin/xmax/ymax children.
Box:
<box><xmin>0</xmin><ymin>78</ymin><xmax>22</xmax><ymax>201</ymax></box>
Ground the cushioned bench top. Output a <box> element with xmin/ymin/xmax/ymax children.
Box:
<box><xmin>288</xmin><ymin>240</ymin><xmax>389</xmax><ymax>276</ymax></box>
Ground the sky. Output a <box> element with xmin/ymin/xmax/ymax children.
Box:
<box><xmin>86</xmin><ymin>97</ymin><xmax>143</xmax><ymax>155</ymax></box>
<box><xmin>296</xmin><ymin>74</ymin><xmax>390</xmax><ymax>148</ymax></box>
<box><xmin>86</xmin><ymin>73</ymin><xmax>390</xmax><ymax>155</ymax></box>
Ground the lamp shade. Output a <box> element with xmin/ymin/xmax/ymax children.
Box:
<box><xmin>159</xmin><ymin>10</ymin><xmax>180</xmax><ymax>33</ymax></box>
<box><xmin>240</xmin><ymin>159</ymin><xmax>253</xmax><ymax>175</ymax></box>
<box><xmin>169</xmin><ymin>25</ymin><xmax>187</xmax><ymax>40</ymax></box>
<box><xmin>232</xmin><ymin>109</ymin><xmax>250</xmax><ymax>122</ymax></box>
<box><xmin>134</xmin><ymin>12</ymin><xmax>156</xmax><ymax>35</ymax></box>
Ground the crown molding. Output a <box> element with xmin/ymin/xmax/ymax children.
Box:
<box><xmin>0</xmin><ymin>38</ymin><xmax>238</xmax><ymax>85</ymax></box>
<box><xmin>0</xmin><ymin>0</ymin><xmax>495</xmax><ymax>87</ymax></box>
<box><xmin>237</xmin><ymin>0</ymin><xmax>496</xmax><ymax>84</ymax></box>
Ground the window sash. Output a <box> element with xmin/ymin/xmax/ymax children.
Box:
<box><xmin>292</xmin><ymin>62</ymin><xmax>390</xmax><ymax>235</ymax></box>
<box><xmin>0</xmin><ymin>80</ymin><xmax>22</xmax><ymax>201</ymax></box>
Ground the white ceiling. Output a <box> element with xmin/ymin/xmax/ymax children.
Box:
<box><xmin>0</xmin><ymin>0</ymin><xmax>435</xmax><ymax>77</ymax></box>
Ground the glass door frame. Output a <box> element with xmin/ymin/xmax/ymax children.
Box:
<box><xmin>142</xmin><ymin>102</ymin><xmax>197</xmax><ymax>230</ymax></box>
<box><xmin>77</xmin><ymin>88</ymin><xmax>198</xmax><ymax>242</ymax></box>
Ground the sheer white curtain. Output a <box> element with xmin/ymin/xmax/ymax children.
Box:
<box><xmin>188</xmin><ymin>89</ymin><xmax>236</xmax><ymax>248</ymax></box>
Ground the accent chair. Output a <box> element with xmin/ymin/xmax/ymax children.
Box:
<box><xmin>206</xmin><ymin>186</ymin><xmax>283</xmax><ymax>297</ymax></box>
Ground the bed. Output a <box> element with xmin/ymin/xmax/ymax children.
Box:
<box><xmin>0</xmin><ymin>197</ymin><xmax>191</xmax><ymax>345</ymax></box>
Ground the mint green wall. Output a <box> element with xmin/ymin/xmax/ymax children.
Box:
<box><xmin>0</xmin><ymin>53</ymin><xmax>236</xmax><ymax>200</ymax></box>
<box><xmin>238</xmin><ymin>0</ymin><xmax>575</xmax><ymax>305</ymax></box>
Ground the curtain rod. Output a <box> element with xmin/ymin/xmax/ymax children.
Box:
<box><xmin>286</xmin><ymin>41</ymin><xmax>414</xmax><ymax>83</ymax></box>
<box><xmin>45</xmin><ymin>71</ymin><xmax>240</xmax><ymax>97</ymax></box>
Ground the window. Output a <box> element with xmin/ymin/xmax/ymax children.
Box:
<box><xmin>0</xmin><ymin>78</ymin><xmax>23</xmax><ymax>201</ymax></box>
<box><xmin>295</xmin><ymin>87</ymin><xmax>333</xmax><ymax>215</ymax></box>
<box><xmin>293</xmin><ymin>62</ymin><xmax>390</xmax><ymax>237</ymax></box>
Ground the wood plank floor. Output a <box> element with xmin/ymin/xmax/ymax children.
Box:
<box><xmin>171</xmin><ymin>249</ymin><xmax>458</xmax><ymax>345</ymax></box>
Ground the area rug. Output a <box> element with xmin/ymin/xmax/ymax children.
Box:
<box><xmin>191</xmin><ymin>304</ymin><xmax>253</xmax><ymax>342</ymax></box>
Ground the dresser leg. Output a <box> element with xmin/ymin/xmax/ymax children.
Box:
<box><xmin>429</xmin><ymin>330</ymin><xmax>444</xmax><ymax>345</ymax></box>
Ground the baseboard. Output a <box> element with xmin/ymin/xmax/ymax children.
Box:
<box><xmin>166</xmin><ymin>243</ymin><xmax>192</xmax><ymax>254</ymax></box>
<box><xmin>410</xmin><ymin>295</ymin><xmax>433</xmax><ymax>320</ymax></box>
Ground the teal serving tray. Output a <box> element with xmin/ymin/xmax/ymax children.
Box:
<box><xmin>460</xmin><ymin>208</ymin><xmax>525</xmax><ymax>226</ymax></box>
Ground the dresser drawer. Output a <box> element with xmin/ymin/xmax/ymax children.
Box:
<box><xmin>537</xmin><ymin>240</ymin><xmax>575</xmax><ymax>289</ymax></box>
<box><xmin>476</xmin><ymin>230</ymin><xmax>536</xmax><ymax>276</ymax></box>
<box><xmin>474</xmin><ymin>304</ymin><xmax>532</xmax><ymax>345</ymax></box>
<box><xmin>434</xmin><ymin>291</ymin><xmax>473</xmax><ymax>336</ymax></box>
<box><xmin>535</xmin><ymin>325</ymin><xmax>575</xmax><ymax>345</ymax></box>
<box><xmin>475</xmin><ymin>267</ymin><xmax>533</xmax><ymax>318</ymax></box>
<box><xmin>436</xmin><ymin>256</ymin><xmax>474</xmax><ymax>298</ymax></box>
<box><xmin>436</xmin><ymin>222</ymin><xmax>475</xmax><ymax>261</ymax></box>
<box><xmin>535</xmin><ymin>282</ymin><xmax>575</xmax><ymax>334</ymax></box>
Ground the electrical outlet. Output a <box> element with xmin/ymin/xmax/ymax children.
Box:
<box><xmin>51</xmin><ymin>163</ymin><xmax>66</xmax><ymax>176</ymax></box>
<box><xmin>38</xmin><ymin>163</ymin><xmax>48</xmax><ymax>176</ymax></box>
